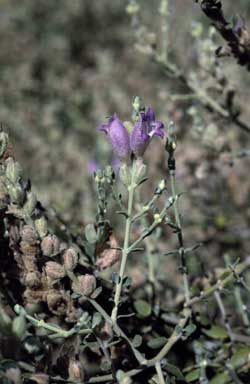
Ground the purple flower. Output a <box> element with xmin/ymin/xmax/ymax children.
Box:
<box><xmin>98</xmin><ymin>114</ymin><xmax>131</xmax><ymax>162</ymax></box>
<box><xmin>130</xmin><ymin>107</ymin><xmax>164</xmax><ymax>157</ymax></box>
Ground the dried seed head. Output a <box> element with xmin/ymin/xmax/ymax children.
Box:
<box><xmin>96</xmin><ymin>233</ymin><xmax>120</xmax><ymax>270</ymax></box>
<box><xmin>21</xmin><ymin>225</ymin><xmax>38</xmax><ymax>244</ymax></box>
<box><xmin>72</xmin><ymin>274</ymin><xmax>96</xmax><ymax>297</ymax></box>
<box><xmin>63</xmin><ymin>247</ymin><xmax>78</xmax><ymax>271</ymax></box>
<box><xmin>46</xmin><ymin>290</ymin><xmax>72</xmax><ymax>316</ymax></box>
<box><xmin>68</xmin><ymin>359</ymin><xmax>85</xmax><ymax>382</ymax></box>
<box><xmin>24</xmin><ymin>271</ymin><xmax>41</xmax><ymax>288</ymax></box>
<box><xmin>41</xmin><ymin>234</ymin><xmax>60</xmax><ymax>256</ymax></box>
<box><xmin>45</xmin><ymin>261</ymin><xmax>65</xmax><ymax>280</ymax></box>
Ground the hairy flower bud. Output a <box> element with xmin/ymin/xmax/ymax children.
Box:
<box><xmin>45</xmin><ymin>261</ymin><xmax>65</xmax><ymax>279</ymax></box>
<box><xmin>23</xmin><ymin>191</ymin><xmax>37</xmax><ymax>216</ymax></box>
<box><xmin>5</xmin><ymin>158</ymin><xmax>22</xmax><ymax>184</ymax></box>
<box><xmin>72</xmin><ymin>274</ymin><xmax>96</xmax><ymax>296</ymax></box>
<box><xmin>63</xmin><ymin>247</ymin><xmax>78</xmax><ymax>271</ymax></box>
<box><xmin>98</xmin><ymin>114</ymin><xmax>131</xmax><ymax>162</ymax></box>
<box><xmin>41</xmin><ymin>234</ymin><xmax>60</xmax><ymax>256</ymax></box>
<box><xmin>35</xmin><ymin>216</ymin><xmax>48</xmax><ymax>238</ymax></box>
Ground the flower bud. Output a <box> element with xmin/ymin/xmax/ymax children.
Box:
<box><xmin>5</xmin><ymin>158</ymin><xmax>22</xmax><ymax>184</ymax></box>
<box><xmin>63</xmin><ymin>247</ymin><xmax>78</xmax><ymax>271</ymax></box>
<box><xmin>8</xmin><ymin>183</ymin><xmax>25</xmax><ymax>205</ymax></box>
<box><xmin>35</xmin><ymin>216</ymin><xmax>48</xmax><ymax>238</ymax></box>
<box><xmin>119</xmin><ymin>163</ymin><xmax>131</xmax><ymax>186</ymax></box>
<box><xmin>41</xmin><ymin>234</ymin><xmax>60</xmax><ymax>256</ymax></box>
<box><xmin>45</xmin><ymin>261</ymin><xmax>65</xmax><ymax>279</ymax></box>
<box><xmin>23</xmin><ymin>191</ymin><xmax>37</xmax><ymax>216</ymax></box>
<box><xmin>133</xmin><ymin>158</ymin><xmax>147</xmax><ymax>185</ymax></box>
<box><xmin>68</xmin><ymin>359</ymin><xmax>85</xmax><ymax>382</ymax></box>
<box><xmin>72</xmin><ymin>274</ymin><xmax>96</xmax><ymax>297</ymax></box>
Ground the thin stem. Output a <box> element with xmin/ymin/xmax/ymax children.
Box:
<box><xmin>111</xmin><ymin>160</ymin><xmax>137</xmax><ymax>323</ymax></box>
<box><xmin>214</xmin><ymin>290</ymin><xmax>235</xmax><ymax>343</ymax></box>
<box><xmin>155</xmin><ymin>361</ymin><xmax>165</xmax><ymax>384</ymax></box>
<box><xmin>170</xmin><ymin>169</ymin><xmax>190</xmax><ymax>304</ymax></box>
<box><xmin>189</xmin><ymin>257</ymin><xmax>250</xmax><ymax>306</ymax></box>
<box><xmin>159</xmin><ymin>0</ymin><xmax>169</xmax><ymax>63</ymax></box>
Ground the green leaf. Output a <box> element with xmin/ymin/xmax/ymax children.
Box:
<box><xmin>134</xmin><ymin>300</ymin><xmax>151</xmax><ymax>318</ymax></box>
<box><xmin>202</xmin><ymin>325</ymin><xmax>228</xmax><ymax>340</ymax></box>
<box><xmin>164</xmin><ymin>363</ymin><xmax>185</xmax><ymax>380</ymax></box>
<box><xmin>85</xmin><ymin>224</ymin><xmax>97</xmax><ymax>244</ymax></box>
<box><xmin>132</xmin><ymin>334</ymin><xmax>142</xmax><ymax>348</ymax></box>
<box><xmin>90</xmin><ymin>286</ymin><xmax>102</xmax><ymax>299</ymax></box>
<box><xmin>147</xmin><ymin>337</ymin><xmax>167</xmax><ymax>349</ymax></box>
<box><xmin>210</xmin><ymin>372</ymin><xmax>231</xmax><ymax>384</ymax></box>
<box><xmin>92</xmin><ymin>312</ymin><xmax>102</xmax><ymax>329</ymax></box>
<box><xmin>230</xmin><ymin>346</ymin><xmax>250</xmax><ymax>369</ymax></box>
<box><xmin>185</xmin><ymin>368</ymin><xmax>200</xmax><ymax>382</ymax></box>
<box><xmin>183</xmin><ymin>323</ymin><xmax>197</xmax><ymax>337</ymax></box>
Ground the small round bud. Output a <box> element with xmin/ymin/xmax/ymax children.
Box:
<box><xmin>72</xmin><ymin>274</ymin><xmax>96</xmax><ymax>297</ymax></box>
<box><xmin>63</xmin><ymin>247</ymin><xmax>78</xmax><ymax>271</ymax></box>
<box><xmin>45</xmin><ymin>261</ymin><xmax>65</xmax><ymax>280</ymax></box>
<box><xmin>153</xmin><ymin>213</ymin><xmax>162</xmax><ymax>223</ymax></box>
<box><xmin>41</xmin><ymin>234</ymin><xmax>60</xmax><ymax>256</ymax></box>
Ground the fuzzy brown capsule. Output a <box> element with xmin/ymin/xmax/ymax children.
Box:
<box><xmin>45</xmin><ymin>261</ymin><xmax>65</xmax><ymax>279</ymax></box>
<box><xmin>72</xmin><ymin>274</ymin><xmax>96</xmax><ymax>297</ymax></box>
<box><xmin>41</xmin><ymin>234</ymin><xmax>60</xmax><ymax>256</ymax></box>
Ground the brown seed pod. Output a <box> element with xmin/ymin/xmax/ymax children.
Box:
<box><xmin>21</xmin><ymin>225</ymin><xmax>38</xmax><ymax>244</ymax></box>
<box><xmin>62</xmin><ymin>247</ymin><xmax>78</xmax><ymax>271</ymax></box>
<box><xmin>72</xmin><ymin>274</ymin><xmax>96</xmax><ymax>297</ymax></box>
<box><xmin>41</xmin><ymin>234</ymin><xmax>60</xmax><ymax>257</ymax></box>
<box><xmin>45</xmin><ymin>261</ymin><xmax>65</xmax><ymax>280</ymax></box>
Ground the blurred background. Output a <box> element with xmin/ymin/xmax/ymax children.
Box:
<box><xmin>0</xmin><ymin>0</ymin><xmax>250</xmax><ymax>276</ymax></box>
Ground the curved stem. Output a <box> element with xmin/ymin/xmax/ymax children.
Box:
<box><xmin>155</xmin><ymin>361</ymin><xmax>165</xmax><ymax>384</ymax></box>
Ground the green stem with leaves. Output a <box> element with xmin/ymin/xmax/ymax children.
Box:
<box><xmin>169</xmin><ymin>165</ymin><xmax>190</xmax><ymax>305</ymax></box>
